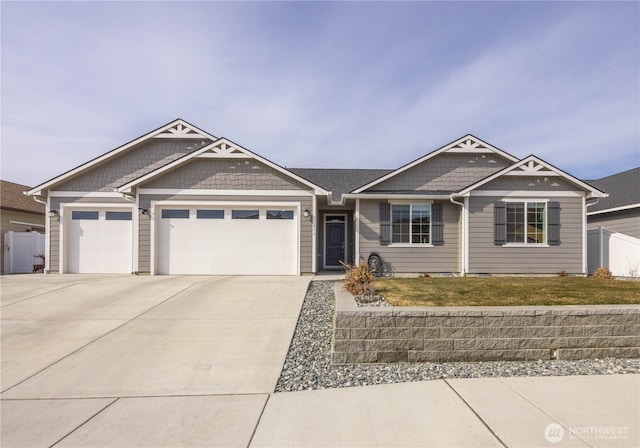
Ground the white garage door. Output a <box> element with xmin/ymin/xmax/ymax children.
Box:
<box><xmin>66</xmin><ymin>209</ymin><xmax>133</xmax><ymax>273</ymax></box>
<box><xmin>157</xmin><ymin>207</ymin><xmax>298</xmax><ymax>275</ymax></box>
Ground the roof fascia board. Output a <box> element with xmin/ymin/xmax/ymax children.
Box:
<box><xmin>352</xmin><ymin>134</ymin><xmax>519</xmax><ymax>194</ymax></box>
<box><xmin>27</xmin><ymin>119</ymin><xmax>215</xmax><ymax>196</ymax></box>
<box><xmin>117</xmin><ymin>137</ymin><xmax>329</xmax><ymax>195</ymax></box>
<box><xmin>454</xmin><ymin>155</ymin><xmax>608</xmax><ymax>198</ymax></box>
<box><xmin>587</xmin><ymin>203</ymin><xmax>640</xmax><ymax>216</ymax></box>
<box><xmin>343</xmin><ymin>193</ymin><xmax>453</xmax><ymax>200</ymax></box>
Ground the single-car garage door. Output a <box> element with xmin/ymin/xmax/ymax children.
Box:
<box><xmin>65</xmin><ymin>208</ymin><xmax>133</xmax><ymax>273</ymax></box>
<box><xmin>156</xmin><ymin>206</ymin><xmax>298</xmax><ymax>275</ymax></box>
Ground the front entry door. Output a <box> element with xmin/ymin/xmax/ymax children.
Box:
<box><xmin>325</xmin><ymin>215</ymin><xmax>346</xmax><ymax>268</ymax></box>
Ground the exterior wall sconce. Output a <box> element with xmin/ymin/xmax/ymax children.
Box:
<box><xmin>139</xmin><ymin>208</ymin><xmax>150</xmax><ymax>215</ymax></box>
<box><xmin>303</xmin><ymin>209</ymin><xmax>311</xmax><ymax>218</ymax></box>
<box><xmin>48</xmin><ymin>209</ymin><xmax>59</xmax><ymax>218</ymax></box>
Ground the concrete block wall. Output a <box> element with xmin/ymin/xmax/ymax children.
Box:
<box><xmin>332</xmin><ymin>284</ymin><xmax>640</xmax><ymax>364</ymax></box>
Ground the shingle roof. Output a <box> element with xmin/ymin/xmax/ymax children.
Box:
<box><xmin>1</xmin><ymin>180</ymin><xmax>45</xmax><ymax>214</ymax></box>
<box><xmin>288</xmin><ymin>168</ymin><xmax>392</xmax><ymax>202</ymax></box>
<box><xmin>587</xmin><ymin>167</ymin><xmax>640</xmax><ymax>213</ymax></box>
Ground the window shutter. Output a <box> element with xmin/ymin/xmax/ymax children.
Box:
<box><xmin>548</xmin><ymin>201</ymin><xmax>561</xmax><ymax>246</ymax></box>
<box><xmin>379</xmin><ymin>202</ymin><xmax>391</xmax><ymax>246</ymax></box>
<box><xmin>494</xmin><ymin>201</ymin><xmax>507</xmax><ymax>245</ymax></box>
<box><xmin>431</xmin><ymin>203</ymin><xmax>444</xmax><ymax>246</ymax></box>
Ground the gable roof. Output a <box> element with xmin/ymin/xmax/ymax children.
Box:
<box><xmin>454</xmin><ymin>155</ymin><xmax>608</xmax><ymax>199</ymax></box>
<box><xmin>586</xmin><ymin>167</ymin><xmax>640</xmax><ymax>214</ymax></box>
<box><xmin>117</xmin><ymin>137</ymin><xmax>330</xmax><ymax>195</ymax></box>
<box><xmin>1</xmin><ymin>180</ymin><xmax>45</xmax><ymax>214</ymax></box>
<box><xmin>27</xmin><ymin>118</ymin><xmax>216</xmax><ymax>196</ymax></box>
<box><xmin>352</xmin><ymin>134</ymin><xmax>519</xmax><ymax>194</ymax></box>
<box><xmin>289</xmin><ymin>168</ymin><xmax>392</xmax><ymax>202</ymax></box>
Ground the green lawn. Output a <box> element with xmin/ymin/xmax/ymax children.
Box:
<box><xmin>375</xmin><ymin>277</ymin><xmax>640</xmax><ymax>307</ymax></box>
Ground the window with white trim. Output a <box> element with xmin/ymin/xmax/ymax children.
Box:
<box><xmin>506</xmin><ymin>201</ymin><xmax>546</xmax><ymax>244</ymax></box>
<box><xmin>391</xmin><ymin>203</ymin><xmax>431</xmax><ymax>244</ymax></box>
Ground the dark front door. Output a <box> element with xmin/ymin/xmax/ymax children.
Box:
<box><xmin>325</xmin><ymin>218</ymin><xmax>345</xmax><ymax>267</ymax></box>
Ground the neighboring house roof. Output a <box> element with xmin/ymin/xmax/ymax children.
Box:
<box><xmin>586</xmin><ymin>167</ymin><xmax>640</xmax><ymax>214</ymax></box>
<box><xmin>288</xmin><ymin>168</ymin><xmax>392</xmax><ymax>202</ymax></box>
<box><xmin>27</xmin><ymin>118</ymin><xmax>216</xmax><ymax>196</ymax></box>
<box><xmin>352</xmin><ymin>134</ymin><xmax>519</xmax><ymax>194</ymax></box>
<box><xmin>454</xmin><ymin>155</ymin><xmax>608</xmax><ymax>199</ymax></box>
<box><xmin>1</xmin><ymin>180</ymin><xmax>45</xmax><ymax>214</ymax></box>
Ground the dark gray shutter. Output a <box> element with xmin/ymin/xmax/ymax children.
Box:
<box><xmin>431</xmin><ymin>203</ymin><xmax>444</xmax><ymax>246</ymax></box>
<box><xmin>547</xmin><ymin>201</ymin><xmax>561</xmax><ymax>245</ymax></box>
<box><xmin>494</xmin><ymin>201</ymin><xmax>507</xmax><ymax>245</ymax></box>
<box><xmin>379</xmin><ymin>202</ymin><xmax>391</xmax><ymax>246</ymax></box>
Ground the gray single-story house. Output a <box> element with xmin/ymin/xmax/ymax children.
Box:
<box><xmin>26</xmin><ymin>119</ymin><xmax>607</xmax><ymax>276</ymax></box>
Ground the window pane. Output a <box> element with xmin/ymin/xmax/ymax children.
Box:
<box><xmin>197</xmin><ymin>209</ymin><xmax>224</xmax><ymax>219</ymax></box>
<box><xmin>506</xmin><ymin>203</ymin><xmax>525</xmax><ymax>243</ymax></box>
<box><xmin>267</xmin><ymin>210</ymin><xmax>294</xmax><ymax>220</ymax></box>
<box><xmin>161</xmin><ymin>209</ymin><xmax>189</xmax><ymax>219</ymax></box>
<box><xmin>71</xmin><ymin>211</ymin><xmax>99</xmax><ymax>220</ymax></box>
<box><xmin>391</xmin><ymin>205</ymin><xmax>410</xmax><ymax>243</ymax></box>
<box><xmin>232</xmin><ymin>210</ymin><xmax>259</xmax><ymax>219</ymax></box>
<box><xmin>411</xmin><ymin>204</ymin><xmax>431</xmax><ymax>244</ymax></box>
<box><xmin>105</xmin><ymin>211</ymin><xmax>132</xmax><ymax>221</ymax></box>
<box><xmin>527</xmin><ymin>202</ymin><xmax>546</xmax><ymax>243</ymax></box>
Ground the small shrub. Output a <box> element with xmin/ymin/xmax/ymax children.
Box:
<box><xmin>419</xmin><ymin>273</ymin><xmax>431</xmax><ymax>278</ymax></box>
<box><xmin>593</xmin><ymin>267</ymin><xmax>613</xmax><ymax>280</ymax></box>
<box><xmin>558</xmin><ymin>270</ymin><xmax>568</xmax><ymax>277</ymax></box>
<box><xmin>341</xmin><ymin>261</ymin><xmax>376</xmax><ymax>300</ymax></box>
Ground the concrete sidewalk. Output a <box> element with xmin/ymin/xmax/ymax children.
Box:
<box><xmin>251</xmin><ymin>374</ymin><xmax>639</xmax><ymax>448</ymax></box>
<box><xmin>3</xmin><ymin>374</ymin><xmax>637</xmax><ymax>447</ymax></box>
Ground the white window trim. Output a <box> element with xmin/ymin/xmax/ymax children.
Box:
<box><xmin>502</xmin><ymin>199</ymin><xmax>549</xmax><ymax>247</ymax></box>
<box><xmin>389</xmin><ymin>201</ymin><xmax>433</xmax><ymax>246</ymax></box>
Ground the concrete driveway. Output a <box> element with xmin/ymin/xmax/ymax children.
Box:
<box><xmin>1</xmin><ymin>274</ymin><xmax>309</xmax><ymax>447</ymax></box>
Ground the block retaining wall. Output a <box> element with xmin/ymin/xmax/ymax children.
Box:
<box><xmin>332</xmin><ymin>284</ymin><xmax>640</xmax><ymax>364</ymax></box>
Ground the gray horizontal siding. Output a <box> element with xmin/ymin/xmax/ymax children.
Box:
<box><xmin>49</xmin><ymin>219</ymin><xmax>60</xmax><ymax>273</ymax></box>
<box><xmin>588</xmin><ymin>209</ymin><xmax>640</xmax><ymax>239</ymax></box>
<box><xmin>370</xmin><ymin>153</ymin><xmax>509</xmax><ymax>192</ymax></box>
<box><xmin>358</xmin><ymin>199</ymin><xmax>460</xmax><ymax>273</ymax></box>
<box><xmin>468</xmin><ymin>196</ymin><xmax>584</xmax><ymax>274</ymax></box>
<box><xmin>139</xmin><ymin>194</ymin><xmax>313</xmax><ymax>274</ymax></box>
<box><xmin>56</xmin><ymin>139</ymin><xmax>210</xmax><ymax>192</ymax></box>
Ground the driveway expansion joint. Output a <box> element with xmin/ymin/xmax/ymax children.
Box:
<box><xmin>444</xmin><ymin>379</ymin><xmax>509</xmax><ymax>448</ymax></box>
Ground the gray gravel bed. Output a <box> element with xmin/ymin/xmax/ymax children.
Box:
<box><xmin>275</xmin><ymin>281</ymin><xmax>640</xmax><ymax>392</ymax></box>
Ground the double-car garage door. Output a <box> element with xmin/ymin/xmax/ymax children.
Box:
<box><xmin>65</xmin><ymin>205</ymin><xmax>298</xmax><ymax>275</ymax></box>
<box><xmin>157</xmin><ymin>206</ymin><xmax>298</xmax><ymax>275</ymax></box>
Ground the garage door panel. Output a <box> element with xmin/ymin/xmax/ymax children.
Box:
<box><xmin>66</xmin><ymin>209</ymin><xmax>132</xmax><ymax>274</ymax></box>
<box><xmin>157</xmin><ymin>207</ymin><xmax>297</xmax><ymax>275</ymax></box>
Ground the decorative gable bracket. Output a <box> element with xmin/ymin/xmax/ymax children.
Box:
<box><xmin>445</xmin><ymin>138</ymin><xmax>496</xmax><ymax>154</ymax></box>
<box><xmin>196</xmin><ymin>140</ymin><xmax>250</xmax><ymax>159</ymax></box>
<box><xmin>154</xmin><ymin>123</ymin><xmax>210</xmax><ymax>139</ymax></box>
<box><xmin>506</xmin><ymin>160</ymin><xmax>561</xmax><ymax>176</ymax></box>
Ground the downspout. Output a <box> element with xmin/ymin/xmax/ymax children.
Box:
<box><xmin>449</xmin><ymin>195</ymin><xmax>466</xmax><ymax>276</ymax></box>
<box><xmin>585</xmin><ymin>198</ymin><xmax>600</xmax><ymax>275</ymax></box>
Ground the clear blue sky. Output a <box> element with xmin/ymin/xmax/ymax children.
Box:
<box><xmin>2</xmin><ymin>1</ymin><xmax>638</xmax><ymax>187</ymax></box>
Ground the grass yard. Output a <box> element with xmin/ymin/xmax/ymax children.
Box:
<box><xmin>375</xmin><ymin>276</ymin><xmax>640</xmax><ymax>307</ymax></box>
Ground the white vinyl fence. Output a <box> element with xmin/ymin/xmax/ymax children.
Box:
<box><xmin>587</xmin><ymin>227</ymin><xmax>640</xmax><ymax>277</ymax></box>
<box><xmin>3</xmin><ymin>231</ymin><xmax>45</xmax><ymax>274</ymax></box>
